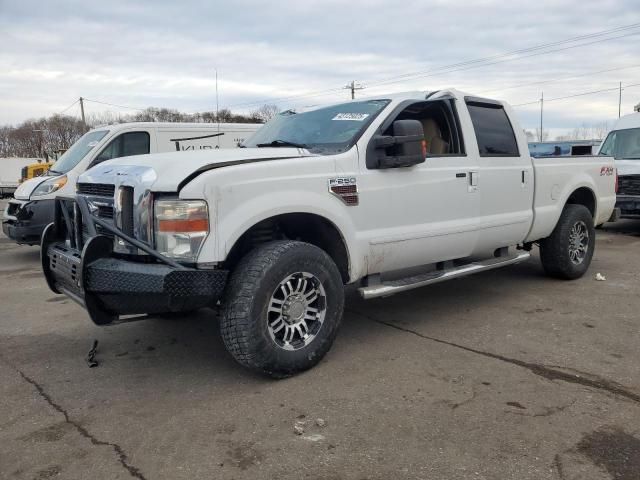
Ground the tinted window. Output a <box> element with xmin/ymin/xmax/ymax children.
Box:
<box><xmin>122</xmin><ymin>132</ymin><xmax>150</xmax><ymax>156</ymax></box>
<box><xmin>95</xmin><ymin>131</ymin><xmax>150</xmax><ymax>164</ymax></box>
<box><xmin>467</xmin><ymin>103</ymin><xmax>519</xmax><ymax>156</ymax></box>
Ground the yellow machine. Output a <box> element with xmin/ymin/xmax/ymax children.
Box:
<box><xmin>19</xmin><ymin>161</ymin><xmax>54</xmax><ymax>183</ymax></box>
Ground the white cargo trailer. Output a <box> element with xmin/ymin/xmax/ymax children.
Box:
<box><xmin>0</xmin><ymin>158</ymin><xmax>42</xmax><ymax>197</ymax></box>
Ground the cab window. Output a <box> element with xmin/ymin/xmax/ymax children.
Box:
<box><xmin>93</xmin><ymin>131</ymin><xmax>150</xmax><ymax>165</ymax></box>
<box><xmin>382</xmin><ymin>99</ymin><xmax>465</xmax><ymax>156</ymax></box>
<box><xmin>466</xmin><ymin>101</ymin><xmax>519</xmax><ymax>156</ymax></box>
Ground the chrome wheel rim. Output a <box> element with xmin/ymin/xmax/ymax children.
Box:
<box><xmin>267</xmin><ymin>272</ymin><xmax>326</xmax><ymax>351</ymax></box>
<box><xmin>569</xmin><ymin>220</ymin><xmax>589</xmax><ymax>265</ymax></box>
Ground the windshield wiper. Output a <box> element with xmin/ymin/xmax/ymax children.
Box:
<box><xmin>255</xmin><ymin>139</ymin><xmax>308</xmax><ymax>149</ymax></box>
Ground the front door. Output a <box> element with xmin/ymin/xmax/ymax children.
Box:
<box><xmin>354</xmin><ymin>98</ymin><xmax>480</xmax><ymax>274</ymax></box>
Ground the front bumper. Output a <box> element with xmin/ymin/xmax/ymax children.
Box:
<box><xmin>2</xmin><ymin>199</ymin><xmax>54</xmax><ymax>245</ymax></box>
<box><xmin>42</xmin><ymin>197</ymin><xmax>227</xmax><ymax>325</ymax></box>
<box><xmin>615</xmin><ymin>195</ymin><xmax>640</xmax><ymax>218</ymax></box>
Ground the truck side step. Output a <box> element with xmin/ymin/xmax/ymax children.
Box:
<box><xmin>358</xmin><ymin>252</ymin><xmax>531</xmax><ymax>299</ymax></box>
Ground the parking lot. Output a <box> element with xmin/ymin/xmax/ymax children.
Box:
<box><xmin>0</xmin><ymin>198</ymin><xmax>639</xmax><ymax>480</ymax></box>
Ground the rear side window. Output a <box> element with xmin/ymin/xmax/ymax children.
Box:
<box><xmin>466</xmin><ymin>102</ymin><xmax>519</xmax><ymax>156</ymax></box>
<box><xmin>94</xmin><ymin>131</ymin><xmax>150</xmax><ymax>164</ymax></box>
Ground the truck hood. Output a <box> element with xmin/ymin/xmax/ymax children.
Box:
<box><xmin>13</xmin><ymin>176</ymin><xmax>49</xmax><ymax>200</ymax></box>
<box><xmin>615</xmin><ymin>159</ymin><xmax>640</xmax><ymax>176</ymax></box>
<box><xmin>80</xmin><ymin>147</ymin><xmax>313</xmax><ymax>192</ymax></box>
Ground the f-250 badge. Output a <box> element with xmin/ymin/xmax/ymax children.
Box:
<box><xmin>600</xmin><ymin>166</ymin><xmax>614</xmax><ymax>176</ymax></box>
<box><xmin>328</xmin><ymin>177</ymin><xmax>359</xmax><ymax>206</ymax></box>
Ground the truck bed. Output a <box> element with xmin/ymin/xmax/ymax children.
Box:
<box><xmin>526</xmin><ymin>155</ymin><xmax>617</xmax><ymax>242</ymax></box>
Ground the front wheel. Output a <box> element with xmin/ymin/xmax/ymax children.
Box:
<box><xmin>220</xmin><ymin>240</ymin><xmax>344</xmax><ymax>377</ymax></box>
<box><xmin>539</xmin><ymin>204</ymin><xmax>595</xmax><ymax>279</ymax></box>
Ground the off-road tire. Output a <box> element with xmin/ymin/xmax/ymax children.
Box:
<box><xmin>220</xmin><ymin>240</ymin><xmax>344</xmax><ymax>377</ymax></box>
<box><xmin>539</xmin><ymin>204</ymin><xmax>595</xmax><ymax>279</ymax></box>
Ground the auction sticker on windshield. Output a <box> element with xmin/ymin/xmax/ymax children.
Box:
<box><xmin>332</xmin><ymin>113</ymin><xmax>370</xmax><ymax>121</ymax></box>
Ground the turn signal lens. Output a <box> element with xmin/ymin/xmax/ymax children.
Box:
<box><xmin>157</xmin><ymin>218</ymin><xmax>209</xmax><ymax>233</ymax></box>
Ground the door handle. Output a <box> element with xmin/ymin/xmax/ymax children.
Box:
<box><xmin>456</xmin><ymin>172</ymin><xmax>467</xmax><ymax>178</ymax></box>
<box><xmin>468</xmin><ymin>171</ymin><xmax>479</xmax><ymax>193</ymax></box>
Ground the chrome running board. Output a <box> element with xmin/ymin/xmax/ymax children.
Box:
<box><xmin>358</xmin><ymin>252</ymin><xmax>531</xmax><ymax>300</ymax></box>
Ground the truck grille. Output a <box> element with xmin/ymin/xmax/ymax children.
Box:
<box><xmin>77</xmin><ymin>183</ymin><xmax>115</xmax><ymax>197</ymax></box>
<box><xmin>618</xmin><ymin>175</ymin><xmax>640</xmax><ymax>196</ymax></box>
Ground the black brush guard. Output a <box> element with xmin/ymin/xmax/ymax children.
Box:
<box><xmin>41</xmin><ymin>196</ymin><xmax>227</xmax><ymax>325</ymax></box>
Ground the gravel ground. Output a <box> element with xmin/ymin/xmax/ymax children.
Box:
<box><xmin>1</xmin><ymin>198</ymin><xmax>639</xmax><ymax>480</ymax></box>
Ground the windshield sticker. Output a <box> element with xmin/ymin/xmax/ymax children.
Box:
<box><xmin>332</xmin><ymin>113</ymin><xmax>370</xmax><ymax>121</ymax></box>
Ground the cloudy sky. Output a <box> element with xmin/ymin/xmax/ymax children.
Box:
<box><xmin>1</xmin><ymin>0</ymin><xmax>639</xmax><ymax>135</ymax></box>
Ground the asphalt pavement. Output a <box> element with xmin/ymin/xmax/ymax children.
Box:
<box><xmin>1</xmin><ymin>199</ymin><xmax>639</xmax><ymax>480</ymax></box>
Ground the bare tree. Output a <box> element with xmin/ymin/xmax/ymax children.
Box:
<box><xmin>565</xmin><ymin>122</ymin><xmax>610</xmax><ymax>141</ymax></box>
<box><xmin>0</xmin><ymin>115</ymin><xmax>85</xmax><ymax>158</ymax></box>
<box><xmin>524</xmin><ymin>130</ymin><xmax>535</xmax><ymax>142</ymax></box>
<box><xmin>535</xmin><ymin>127</ymin><xmax>549</xmax><ymax>142</ymax></box>
<box><xmin>251</xmin><ymin>104</ymin><xmax>280</xmax><ymax>123</ymax></box>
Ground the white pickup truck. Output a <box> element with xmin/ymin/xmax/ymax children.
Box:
<box><xmin>42</xmin><ymin>89</ymin><xmax>616</xmax><ymax>377</ymax></box>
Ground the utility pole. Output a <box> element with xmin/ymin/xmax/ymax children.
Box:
<box><xmin>344</xmin><ymin>80</ymin><xmax>364</xmax><ymax>100</ymax></box>
<box><xmin>79</xmin><ymin>97</ymin><xmax>86</xmax><ymax>127</ymax></box>
<box><xmin>618</xmin><ymin>82</ymin><xmax>622</xmax><ymax>118</ymax></box>
<box><xmin>539</xmin><ymin>92</ymin><xmax>544</xmax><ymax>142</ymax></box>
<box><xmin>215</xmin><ymin>69</ymin><xmax>220</xmax><ymax>134</ymax></box>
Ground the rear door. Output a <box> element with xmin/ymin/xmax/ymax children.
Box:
<box><xmin>463</xmin><ymin>98</ymin><xmax>534</xmax><ymax>252</ymax></box>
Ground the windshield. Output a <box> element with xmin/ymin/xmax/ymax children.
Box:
<box><xmin>599</xmin><ymin>128</ymin><xmax>640</xmax><ymax>160</ymax></box>
<box><xmin>49</xmin><ymin>130</ymin><xmax>109</xmax><ymax>174</ymax></box>
<box><xmin>242</xmin><ymin>99</ymin><xmax>391</xmax><ymax>154</ymax></box>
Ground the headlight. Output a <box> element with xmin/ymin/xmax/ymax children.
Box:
<box><xmin>31</xmin><ymin>175</ymin><xmax>67</xmax><ymax>197</ymax></box>
<box><xmin>154</xmin><ymin>200</ymin><xmax>208</xmax><ymax>262</ymax></box>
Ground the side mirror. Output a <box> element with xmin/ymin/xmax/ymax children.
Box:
<box><xmin>371</xmin><ymin>119</ymin><xmax>425</xmax><ymax>169</ymax></box>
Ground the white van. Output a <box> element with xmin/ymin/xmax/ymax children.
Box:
<box><xmin>598</xmin><ymin>113</ymin><xmax>640</xmax><ymax>218</ymax></box>
<box><xmin>2</xmin><ymin>122</ymin><xmax>261</xmax><ymax>244</ymax></box>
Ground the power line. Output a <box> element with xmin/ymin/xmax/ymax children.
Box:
<box><xmin>478</xmin><ymin>63</ymin><xmax>640</xmax><ymax>96</ymax></box>
<box><xmin>364</xmin><ymin>30</ymin><xmax>640</xmax><ymax>90</ymax></box>
<box><xmin>58</xmin><ymin>99</ymin><xmax>79</xmax><ymax>115</ymax></box>
<box><xmin>512</xmin><ymin>82</ymin><xmax>640</xmax><ymax>107</ymax></box>
<box><xmin>82</xmin><ymin>98</ymin><xmax>147</xmax><ymax>111</ymax></box>
<box><xmin>225</xmin><ymin>86</ymin><xmax>347</xmax><ymax>110</ymax></box>
<box><xmin>71</xmin><ymin>23</ymin><xmax>640</xmax><ymax>118</ymax></box>
<box><xmin>224</xmin><ymin>22</ymin><xmax>640</xmax><ymax>109</ymax></box>
<box><xmin>365</xmin><ymin>23</ymin><xmax>640</xmax><ymax>88</ymax></box>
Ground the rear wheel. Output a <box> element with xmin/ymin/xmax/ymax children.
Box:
<box><xmin>539</xmin><ymin>204</ymin><xmax>595</xmax><ymax>279</ymax></box>
<box><xmin>220</xmin><ymin>240</ymin><xmax>344</xmax><ymax>377</ymax></box>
